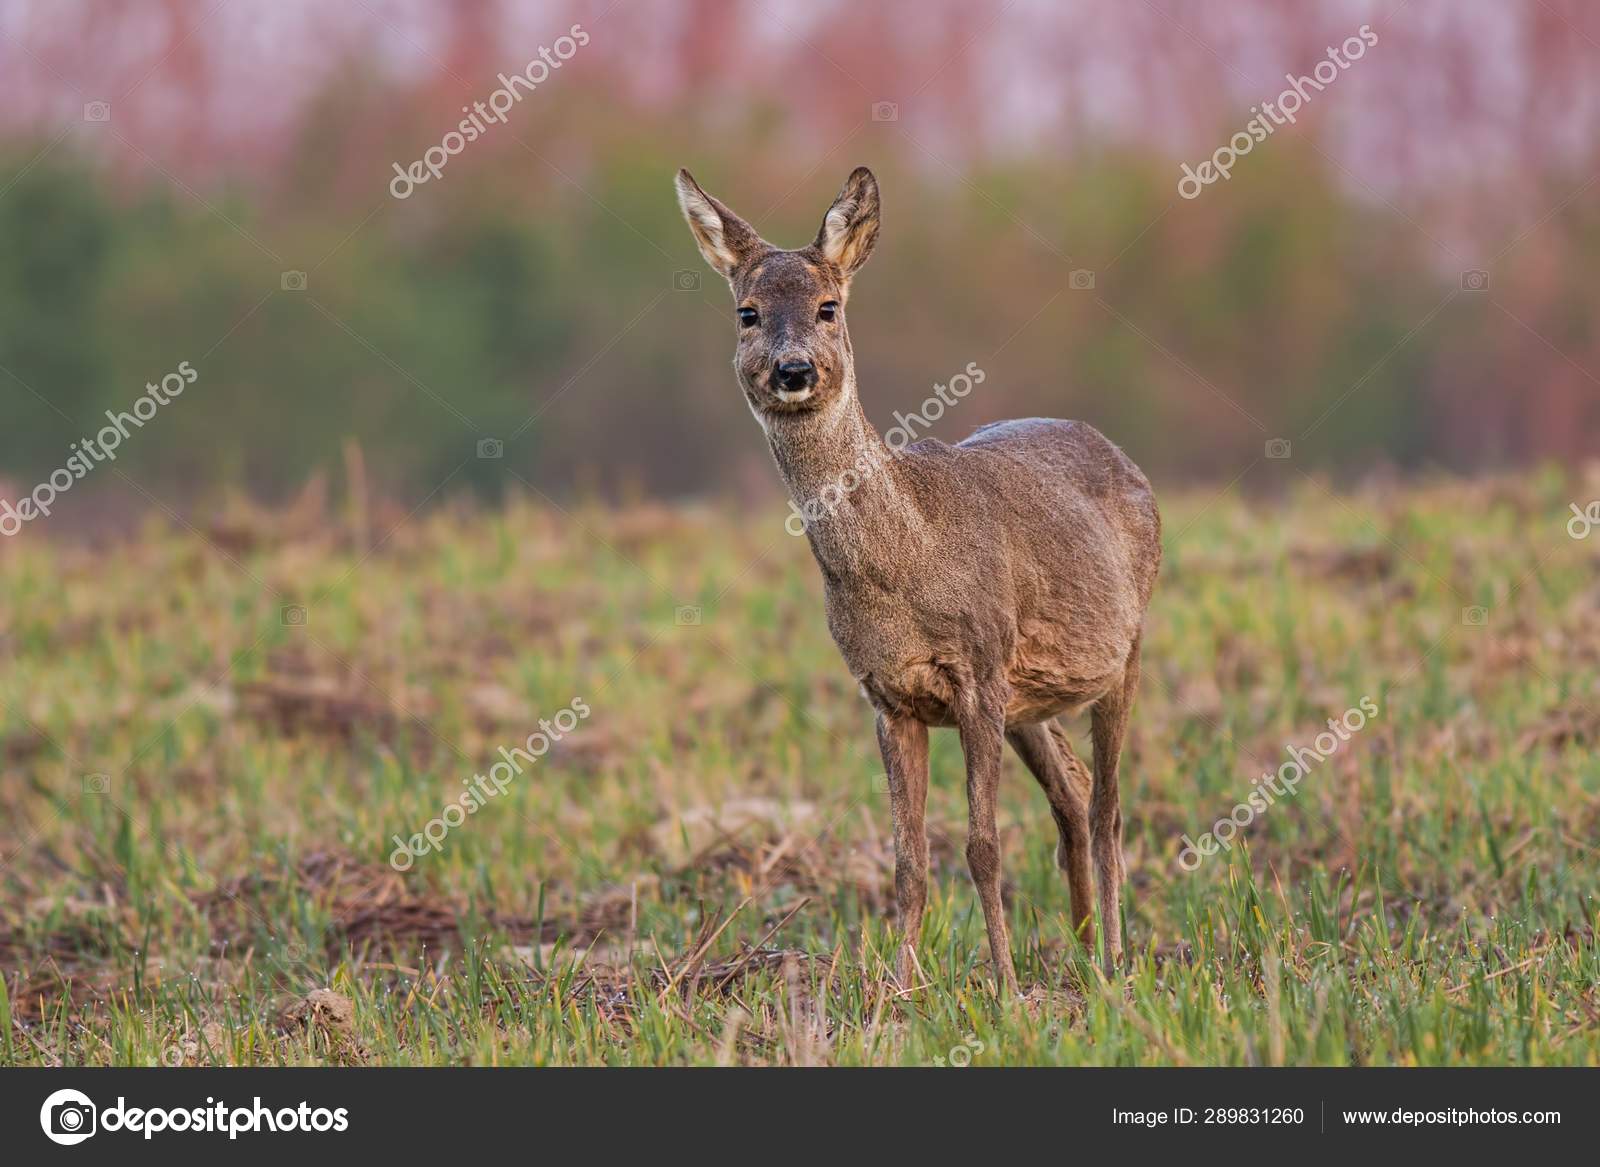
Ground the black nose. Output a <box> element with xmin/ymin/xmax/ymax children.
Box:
<box><xmin>774</xmin><ymin>359</ymin><xmax>817</xmax><ymax>392</ymax></box>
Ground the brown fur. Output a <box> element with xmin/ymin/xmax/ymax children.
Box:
<box><xmin>676</xmin><ymin>166</ymin><xmax>1161</xmax><ymax>987</ymax></box>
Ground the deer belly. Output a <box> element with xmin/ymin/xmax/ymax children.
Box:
<box><xmin>1003</xmin><ymin>683</ymin><xmax>1100</xmax><ymax>724</ymax></box>
<box><xmin>1002</xmin><ymin>617</ymin><xmax>1126</xmax><ymax>721</ymax></box>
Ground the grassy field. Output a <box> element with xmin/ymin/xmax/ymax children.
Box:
<box><xmin>2</xmin><ymin>467</ymin><xmax>1599</xmax><ymax>1066</ymax></box>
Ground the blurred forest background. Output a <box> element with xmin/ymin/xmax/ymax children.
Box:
<box><xmin>1</xmin><ymin>0</ymin><xmax>1598</xmax><ymax>521</ymax></box>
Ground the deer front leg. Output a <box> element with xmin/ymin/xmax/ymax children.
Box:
<box><xmin>957</xmin><ymin>689</ymin><xmax>1019</xmax><ymax>996</ymax></box>
<box><xmin>876</xmin><ymin>712</ymin><xmax>929</xmax><ymax>989</ymax></box>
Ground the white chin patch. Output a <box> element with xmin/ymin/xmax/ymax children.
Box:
<box><xmin>774</xmin><ymin>387</ymin><xmax>814</xmax><ymax>403</ymax></box>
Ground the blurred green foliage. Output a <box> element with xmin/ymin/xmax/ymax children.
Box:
<box><xmin>0</xmin><ymin>84</ymin><xmax>1592</xmax><ymax>513</ymax></box>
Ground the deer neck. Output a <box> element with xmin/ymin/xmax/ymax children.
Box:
<box><xmin>764</xmin><ymin>384</ymin><xmax>929</xmax><ymax>582</ymax></box>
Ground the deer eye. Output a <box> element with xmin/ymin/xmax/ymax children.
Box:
<box><xmin>818</xmin><ymin>301</ymin><xmax>839</xmax><ymax>322</ymax></box>
<box><xmin>738</xmin><ymin>307</ymin><xmax>759</xmax><ymax>328</ymax></box>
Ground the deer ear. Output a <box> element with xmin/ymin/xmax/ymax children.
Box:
<box><xmin>815</xmin><ymin>166</ymin><xmax>880</xmax><ymax>279</ymax></box>
<box><xmin>675</xmin><ymin>169</ymin><xmax>762</xmax><ymax>279</ymax></box>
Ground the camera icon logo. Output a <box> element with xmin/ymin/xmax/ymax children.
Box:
<box><xmin>281</xmin><ymin>604</ymin><xmax>308</xmax><ymax>627</ymax></box>
<box><xmin>83</xmin><ymin>101</ymin><xmax>111</xmax><ymax>122</ymax></box>
<box><xmin>82</xmin><ymin>773</ymin><xmax>110</xmax><ymax>795</ymax></box>
<box><xmin>674</xmin><ymin>605</ymin><xmax>702</xmax><ymax>626</ymax></box>
<box><xmin>280</xmin><ymin>270</ymin><xmax>308</xmax><ymax>292</ymax></box>
<box><xmin>1068</xmin><ymin>269</ymin><xmax>1096</xmax><ymax>290</ymax></box>
<box><xmin>1460</xmin><ymin>269</ymin><xmax>1490</xmax><ymax>291</ymax></box>
<box><xmin>1265</xmin><ymin>438</ymin><xmax>1292</xmax><ymax>459</ymax></box>
<box><xmin>1462</xmin><ymin>605</ymin><xmax>1489</xmax><ymax>627</ymax></box>
<box><xmin>928</xmin><ymin>1033</ymin><xmax>985</xmax><ymax>1067</ymax></box>
<box><xmin>871</xmin><ymin>101</ymin><xmax>899</xmax><ymax>122</ymax></box>
<box><xmin>672</xmin><ymin>270</ymin><xmax>702</xmax><ymax>292</ymax></box>
<box><xmin>40</xmin><ymin>1088</ymin><xmax>97</xmax><ymax>1145</ymax></box>
<box><xmin>477</xmin><ymin>437</ymin><xmax>504</xmax><ymax>459</ymax></box>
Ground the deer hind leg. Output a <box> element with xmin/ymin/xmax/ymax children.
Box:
<box><xmin>876</xmin><ymin>712</ymin><xmax>929</xmax><ymax>989</ymax></box>
<box><xmin>1006</xmin><ymin>719</ymin><xmax>1095</xmax><ymax>952</ymax></box>
<box><xmin>956</xmin><ymin>686</ymin><xmax>1018</xmax><ymax>995</ymax></box>
<box><xmin>1089</xmin><ymin>636</ymin><xmax>1141</xmax><ymax>976</ymax></box>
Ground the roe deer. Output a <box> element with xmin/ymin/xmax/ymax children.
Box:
<box><xmin>675</xmin><ymin>166</ymin><xmax>1160</xmax><ymax>988</ymax></box>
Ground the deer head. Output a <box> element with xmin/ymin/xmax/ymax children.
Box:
<box><xmin>675</xmin><ymin>166</ymin><xmax>881</xmax><ymax>419</ymax></box>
